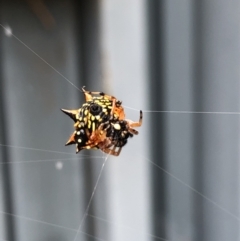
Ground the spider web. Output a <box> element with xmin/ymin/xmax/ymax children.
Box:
<box><xmin>0</xmin><ymin>6</ymin><xmax>239</xmax><ymax>241</ymax></box>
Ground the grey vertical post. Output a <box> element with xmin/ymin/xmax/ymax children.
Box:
<box><xmin>98</xmin><ymin>0</ymin><xmax>151</xmax><ymax>240</ymax></box>
<box><xmin>147</xmin><ymin>0</ymin><xmax>167</xmax><ymax>239</ymax></box>
<box><xmin>164</xmin><ymin>0</ymin><xmax>194</xmax><ymax>240</ymax></box>
<box><xmin>0</xmin><ymin>1</ymin><xmax>88</xmax><ymax>241</ymax></box>
<box><xmin>0</xmin><ymin>24</ymin><xmax>16</xmax><ymax>241</ymax></box>
<box><xmin>192</xmin><ymin>0</ymin><xmax>240</xmax><ymax>240</ymax></box>
<box><xmin>192</xmin><ymin>0</ymin><xmax>205</xmax><ymax>240</ymax></box>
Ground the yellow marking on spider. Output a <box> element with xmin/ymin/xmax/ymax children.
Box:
<box><xmin>88</xmin><ymin>113</ymin><xmax>92</xmax><ymax>123</ymax></box>
<box><xmin>111</xmin><ymin>123</ymin><xmax>121</xmax><ymax>130</ymax></box>
<box><xmin>91</xmin><ymin>115</ymin><xmax>95</xmax><ymax>121</ymax></box>
<box><xmin>84</xmin><ymin>110</ymin><xmax>88</xmax><ymax>116</ymax></box>
<box><xmin>92</xmin><ymin>122</ymin><xmax>95</xmax><ymax>132</ymax></box>
<box><xmin>95</xmin><ymin>115</ymin><xmax>100</xmax><ymax>120</ymax></box>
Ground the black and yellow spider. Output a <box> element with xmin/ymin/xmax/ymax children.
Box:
<box><xmin>61</xmin><ymin>87</ymin><xmax>142</xmax><ymax>156</ymax></box>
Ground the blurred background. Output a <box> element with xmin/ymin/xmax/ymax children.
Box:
<box><xmin>0</xmin><ymin>0</ymin><xmax>240</xmax><ymax>240</ymax></box>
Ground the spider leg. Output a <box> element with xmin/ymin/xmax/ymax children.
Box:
<box><xmin>85</xmin><ymin>143</ymin><xmax>97</xmax><ymax>149</ymax></box>
<box><xmin>126</xmin><ymin>110</ymin><xmax>143</xmax><ymax>128</ymax></box>
<box><xmin>128</xmin><ymin>128</ymin><xmax>139</xmax><ymax>135</ymax></box>
<box><xmin>112</xmin><ymin>146</ymin><xmax>122</xmax><ymax>156</ymax></box>
<box><xmin>110</xmin><ymin>99</ymin><xmax>125</xmax><ymax>120</ymax></box>
<box><xmin>98</xmin><ymin>122</ymin><xmax>110</xmax><ymax>131</ymax></box>
<box><xmin>111</xmin><ymin>98</ymin><xmax>116</xmax><ymax>115</ymax></box>
<box><xmin>101</xmin><ymin>146</ymin><xmax>122</xmax><ymax>156</ymax></box>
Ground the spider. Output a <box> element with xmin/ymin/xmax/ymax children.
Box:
<box><xmin>61</xmin><ymin>87</ymin><xmax>142</xmax><ymax>156</ymax></box>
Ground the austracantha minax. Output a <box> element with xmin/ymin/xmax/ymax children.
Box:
<box><xmin>61</xmin><ymin>87</ymin><xmax>142</xmax><ymax>156</ymax></box>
